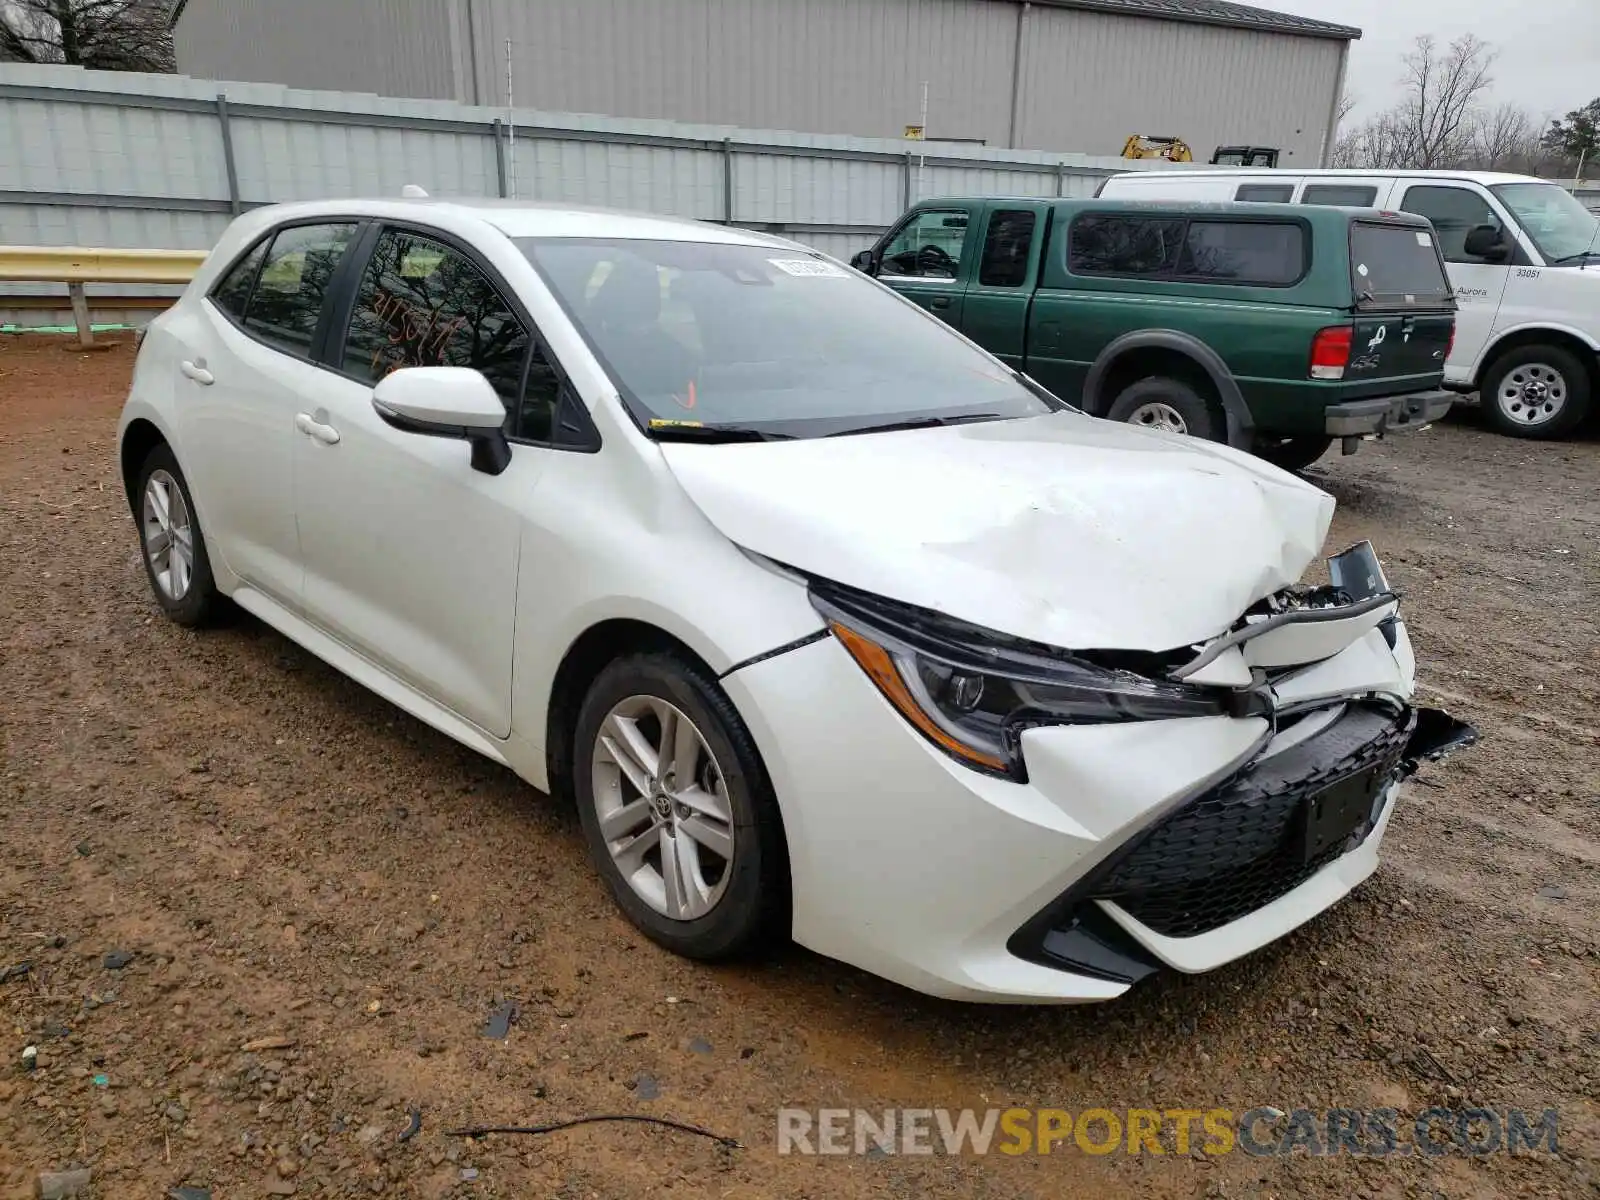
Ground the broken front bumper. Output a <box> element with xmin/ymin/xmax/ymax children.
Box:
<box><xmin>1009</xmin><ymin>702</ymin><xmax>1477</xmax><ymax>984</ymax></box>
<box><xmin>1325</xmin><ymin>390</ymin><xmax>1455</xmax><ymax>438</ymax></box>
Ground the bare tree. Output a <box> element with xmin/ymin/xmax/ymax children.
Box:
<box><xmin>1397</xmin><ymin>34</ymin><xmax>1496</xmax><ymax>168</ymax></box>
<box><xmin>1470</xmin><ymin>102</ymin><xmax>1536</xmax><ymax>170</ymax></box>
<box><xmin>0</xmin><ymin>0</ymin><xmax>175</xmax><ymax>72</ymax></box>
<box><xmin>1336</xmin><ymin>92</ymin><xmax>1358</xmax><ymax>130</ymax></box>
<box><xmin>1333</xmin><ymin>110</ymin><xmax>1417</xmax><ymax>170</ymax></box>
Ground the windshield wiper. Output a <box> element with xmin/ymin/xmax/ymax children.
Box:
<box><xmin>645</xmin><ymin>422</ymin><xmax>794</xmax><ymax>443</ymax></box>
<box><xmin>826</xmin><ymin>412</ymin><xmax>1003</xmax><ymax>438</ymax></box>
<box><xmin>1549</xmin><ymin>248</ymin><xmax>1600</xmax><ymax>266</ymax></box>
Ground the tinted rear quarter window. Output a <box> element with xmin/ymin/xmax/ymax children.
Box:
<box><xmin>1236</xmin><ymin>184</ymin><xmax>1294</xmax><ymax>203</ymax></box>
<box><xmin>1350</xmin><ymin>223</ymin><xmax>1452</xmax><ymax>307</ymax></box>
<box><xmin>1303</xmin><ymin>184</ymin><xmax>1378</xmax><ymax>207</ymax></box>
<box><xmin>1069</xmin><ymin>214</ymin><xmax>1185</xmax><ymax>276</ymax></box>
<box><xmin>1179</xmin><ymin>220</ymin><xmax>1305</xmax><ymax>285</ymax></box>
<box><xmin>211</xmin><ymin>239</ymin><xmax>267</xmax><ymax>319</ymax></box>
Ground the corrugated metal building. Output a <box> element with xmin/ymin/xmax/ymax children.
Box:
<box><xmin>173</xmin><ymin>0</ymin><xmax>1358</xmax><ymax>166</ymax></box>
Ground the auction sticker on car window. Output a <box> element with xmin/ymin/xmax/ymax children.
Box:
<box><xmin>769</xmin><ymin>258</ymin><xmax>850</xmax><ymax>278</ymax></box>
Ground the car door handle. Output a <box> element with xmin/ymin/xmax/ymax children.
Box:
<box><xmin>295</xmin><ymin>412</ymin><xmax>341</xmax><ymax>446</ymax></box>
<box><xmin>179</xmin><ymin>360</ymin><xmax>214</xmax><ymax>385</ymax></box>
<box><xmin>929</xmin><ymin>296</ymin><xmax>952</xmax><ymax>309</ymax></box>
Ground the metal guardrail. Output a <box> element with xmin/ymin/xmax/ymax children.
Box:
<box><xmin>0</xmin><ymin>245</ymin><xmax>204</xmax><ymax>345</ymax></box>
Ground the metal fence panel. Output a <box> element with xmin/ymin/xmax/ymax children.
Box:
<box><xmin>0</xmin><ymin>61</ymin><xmax>1188</xmax><ymax>324</ymax></box>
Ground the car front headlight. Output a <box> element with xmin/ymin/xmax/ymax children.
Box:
<box><xmin>811</xmin><ymin>582</ymin><xmax>1263</xmax><ymax>780</ymax></box>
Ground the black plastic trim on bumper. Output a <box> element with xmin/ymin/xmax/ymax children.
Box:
<box><xmin>1035</xmin><ymin>905</ymin><xmax>1162</xmax><ymax>985</ymax></box>
<box><xmin>1325</xmin><ymin>390</ymin><xmax>1455</xmax><ymax>437</ymax></box>
<box><xmin>1009</xmin><ymin>702</ymin><xmax>1475</xmax><ymax>983</ymax></box>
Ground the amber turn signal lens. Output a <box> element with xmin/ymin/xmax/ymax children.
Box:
<box><xmin>829</xmin><ymin>621</ymin><xmax>1009</xmax><ymax>773</ymax></box>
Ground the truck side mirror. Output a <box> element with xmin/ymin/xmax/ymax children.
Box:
<box><xmin>1463</xmin><ymin>224</ymin><xmax>1510</xmax><ymax>262</ymax></box>
<box><xmin>850</xmin><ymin>249</ymin><xmax>878</xmax><ymax>275</ymax></box>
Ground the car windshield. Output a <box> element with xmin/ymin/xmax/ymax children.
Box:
<box><xmin>518</xmin><ymin>238</ymin><xmax>1056</xmax><ymax>438</ymax></box>
<box><xmin>1491</xmin><ymin>183</ymin><xmax>1600</xmax><ymax>263</ymax></box>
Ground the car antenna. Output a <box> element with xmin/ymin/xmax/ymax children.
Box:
<box><xmin>401</xmin><ymin>184</ymin><xmax>429</xmax><ymax>199</ymax></box>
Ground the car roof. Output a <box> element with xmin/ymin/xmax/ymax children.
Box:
<box><xmin>234</xmin><ymin>197</ymin><xmax>797</xmax><ymax>247</ymax></box>
<box><xmin>1105</xmin><ymin>168</ymin><xmax>1547</xmax><ymax>186</ymax></box>
<box><xmin>919</xmin><ymin>196</ymin><xmax>1429</xmax><ymax>222</ymax></box>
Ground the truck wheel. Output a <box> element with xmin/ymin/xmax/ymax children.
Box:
<box><xmin>1256</xmin><ymin>436</ymin><xmax>1333</xmax><ymax>473</ymax></box>
<box><xmin>1105</xmin><ymin>378</ymin><xmax>1219</xmax><ymax>441</ymax></box>
<box><xmin>1481</xmin><ymin>344</ymin><xmax>1592</xmax><ymax>439</ymax></box>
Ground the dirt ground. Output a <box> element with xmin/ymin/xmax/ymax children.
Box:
<box><xmin>0</xmin><ymin>333</ymin><xmax>1595</xmax><ymax>1200</ymax></box>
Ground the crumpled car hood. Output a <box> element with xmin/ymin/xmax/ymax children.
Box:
<box><xmin>660</xmin><ymin>411</ymin><xmax>1334</xmax><ymax>652</ymax></box>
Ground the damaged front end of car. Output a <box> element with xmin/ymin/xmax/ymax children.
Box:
<box><xmin>809</xmin><ymin>539</ymin><xmax>1476</xmax><ymax>985</ymax></box>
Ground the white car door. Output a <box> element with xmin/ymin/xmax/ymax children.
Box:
<box><xmin>172</xmin><ymin>221</ymin><xmax>361</xmax><ymax>603</ymax></box>
<box><xmin>292</xmin><ymin>225</ymin><xmax>544</xmax><ymax>739</ymax></box>
<box><xmin>1393</xmin><ymin>182</ymin><xmax>1514</xmax><ymax>384</ymax></box>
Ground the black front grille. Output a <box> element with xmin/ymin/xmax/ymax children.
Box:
<box><xmin>1089</xmin><ymin>703</ymin><xmax>1414</xmax><ymax>938</ymax></box>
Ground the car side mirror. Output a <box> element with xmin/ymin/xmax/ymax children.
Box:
<box><xmin>850</xmin><ymin>249</ymin><xmax>878</xmax><ymax>275</ymax></box>
<box><xmin>1463</xmin><ymin>224</ymin><xmax>1510</xmax><ymax>262</ymax></box>
<box><xmin>372</xmin><ymin>366</ymin><xmax>512</xmax><ymax>476</ymax></box>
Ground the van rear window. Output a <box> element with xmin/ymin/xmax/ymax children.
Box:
<box><xmin>1349</xmin><ymin>222</ymin><xmax>1452</xmax><ymax>307</ymax></box>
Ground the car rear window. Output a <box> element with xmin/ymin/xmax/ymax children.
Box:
<box><xmin>1349</xmin><ymin>222</ymin><xmax>1453</xmax><ymax>307</ymax></box>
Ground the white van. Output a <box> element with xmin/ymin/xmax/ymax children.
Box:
<box><xmin>1097</xmin><ymin>169</ymin><xmax>1600</xmax><ymax>439</ymax></box>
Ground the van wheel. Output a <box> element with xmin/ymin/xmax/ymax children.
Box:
<box><xmin>1481</xmin><ymin>345</ymin><xmax>1591</xmax><ymax>439</ymax></box>
<box><xmin>1256</xmin><ymin>436</ymin><xmax>1333</xmax><ymax>473</ymax></box>
<box><xmin>1105</xmin><ymin>378</ymin><xmax>1219</xmax><ymax>441</ymax></box>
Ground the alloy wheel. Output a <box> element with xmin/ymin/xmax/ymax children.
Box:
<box><xmin>142</xmin><ymin>469</ymin><xmax>195</xmax><ymax>601</ymax></box>
<box><xmin>1497</xmin><ymin>363</ymin><xmax>1567</xmax><ymax>427</ymax></box>
<box><xmin>591</xmin><ymin>696</ymin><xmax>735</xmax><ymax>921</ymax></box>
<box><xmin>1126</xmin><ymin>401</ymin><xmax>1189</xmax><ymax>435</ymax></box>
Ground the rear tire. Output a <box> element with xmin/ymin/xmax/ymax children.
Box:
<box><xmin>572</xmin><ymin>652</ymin><xmax>788</xmax><ymax>961</ymax></box>
<box><xmin>134</xmin><ymin>444</ymin><xmax>222</xmax><ymax>627</ymax></box>
<box><xmin>1480</xmin><ymin>344</ymin><xmax>1591</xmax><ymax>439</ymax></box>
<box><xmin>1105</xmin><ymin>377</ymin><xmax>1220</xmax><ymax>442</ymax></box>
<box><xmin>1256</xmin><ymin>435</ymin><xmax>1333</xmax><ymax>473</ymax></box>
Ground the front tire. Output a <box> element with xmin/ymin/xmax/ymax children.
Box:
<box><xmin>1481</xmin><ymin>344</ymin><xmax>1592</xmax><ymax>439</ymax></box>
<box><xmin>1105</xmin><ymin>377</ymin><xmax>1220</xmax><ymax>441</ymax></box>
<box><xmin>134</xmin><ymin>444</ymin><xmax>221</xmax><ymax>627</ymax></box>
<box><xmin>572</xmin><ymin>652</ymin><xmax>788</xmax><ymax>961</ymax></box>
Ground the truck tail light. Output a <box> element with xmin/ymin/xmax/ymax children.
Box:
<box><xmin>1310</xmin><ymin>325</ymin><xmax>1353</xmax><ymax>380</ymax></box>
<box><xmin>1446</xmin><ymin>322</ymin><xmax>1455</xmax><ymax>361</ymax></box>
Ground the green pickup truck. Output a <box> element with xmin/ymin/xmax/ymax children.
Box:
<box><xmin>851</xmin><ymin>198</ymin><xmax>1458</xmax><ymax>470</ymax></box>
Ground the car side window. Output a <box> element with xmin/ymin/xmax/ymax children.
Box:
<box><xmin>1236</xmin><ymin>184</ymin><xmax>1294</xmax><ymax>203</ymax></box>
<box><xmin>211</xmin><ymin>239</ymin><xmax>268</xmax><ymax>320</ymax></box>
<box><xmin>1178</xmin><ymin>220</ymin><xmax>1305</xmax><ymax>285</ymax></box>
<box><xmin>1068</xmin><ymin>214</ymin><xmax>1186</xmax><ymax>276</ymax></box>
<box><xmin>340</xmin><ymin>228</ymin><xmax>534</xmax><ymax>422</ymax></box>
<box><xmin>878</xmin><ymin>209</ymin><xmax>970</xmax><ymax>279</ymax></box>
<box><xmin>241</xmin><ymin>224</ymin><xmax>359</xmax><ymax>355</ymax></box>
<box><xmin>1302</xmin><ymin>184</ymin><xmax>1378</xmax><ymax>207</ymax></box>
<box><xmin>977</xmin><ymin>209</ymin><xmax>1037</xmax><ymax>287</ymax></box>
<box><xmin>1398</xmin><ymin>185</ymin><xmax>1504</xmax><ymax>264</ymax></box>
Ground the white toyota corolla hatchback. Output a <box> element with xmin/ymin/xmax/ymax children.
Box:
<box><xmin>118</xmin><ymin>197</ymin><xmax>1474</xmax><ymax>1003</ymax></box>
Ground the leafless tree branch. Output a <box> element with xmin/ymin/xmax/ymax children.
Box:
<box><xmin>0</xmin><ymin>0</ymin><xmax>175</xmax><ymax>72</ymax></box>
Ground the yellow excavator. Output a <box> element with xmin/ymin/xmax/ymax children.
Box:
<box><xmin>1121</xmin><ymin>134</ymin><xmax>1193</xmax><ymax>162</ymax></box>
<box><xmin>1121</xmin><ymin>135</ymin><xmax>1281</xmax><ymax>168</ymax></box>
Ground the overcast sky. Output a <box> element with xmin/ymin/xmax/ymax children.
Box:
<box><xmin>1264</xmin><ymin>0</ymin><xmax>1598</xmax><ymax>125</ymax></box>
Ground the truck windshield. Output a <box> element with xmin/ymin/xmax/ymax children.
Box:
<box><xmin>519</xmin><ymin>238</ymin><xmax>1056</xmax><ymax>439</ymax></box>
<box><xmin>1491</xmin><ymin>182</ymin><xmax>1600</xmax><ymax>264</ymax></box>
<box><xmin>1348</xmin><ymin>223</ymin><xmax>1453</xmax><ymax>307</ymax></box>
